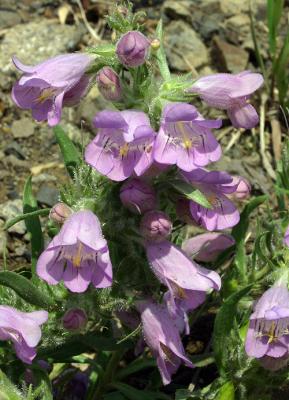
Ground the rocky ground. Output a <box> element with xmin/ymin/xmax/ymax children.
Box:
<box><xmin>0</xmin><ymin>0</ymin><xmax>286</xmax><ymax>269</ymax></box>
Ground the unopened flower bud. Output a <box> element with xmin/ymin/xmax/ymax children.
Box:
<box><xmin>116</xmin><ymin>31</ymin><xmax>150</xmax><ymax>68</ymax></box>
<box><xmin>120</xmin><ymin>179</ymin><xmax>157</xmax><ymax>214</ymax></box>
<box><xmin>96</xmin><ymin>67</ymin><xmax>122</xmax><ymax>101</ymax></box>
<box><xmin>228</xmin><ymin>176</ymin><xmax>251</xmax><ymax>201</ymax></box>
<box><xmin>62</xmin><ymin>308</ymin><xmax>87</xmax><ymax>331</ymax></box>
<box><xmin>140</xmin><ymin>211</ymin><xmax>172</xmax><ymax>242</ymax></box>
<box><xmin>49</xmin><ymin>202</ymin><xmax>72</xmax><ymax>224</ymax></box>
<box><xmin>150</xmin><ymin>39</ymin><xmax>160</xmax><ymax>50</ymax></box>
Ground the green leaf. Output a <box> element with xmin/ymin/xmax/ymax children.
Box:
<box><xmin>116</xmin><ymin>357</ymin><xmax>156</xmax><ymax>380</ymax></box>
<box><xmin>155</xmin><ymin>19</ymin><xmax>171</xmax><ymax>81</ymax></box>
<box><xmin>38</xmin><ymin>334</ymin><xmax>132</xmax><ymax>362</ymax></box>
<box><xmin>53</xmin><ymin>125</ymin><xmax>81</xmax><ymax>178</ymax></box>
<box><xmin>217</xmin><ymin>381</ymin><xmax>235</xmax><ymax>400</ymax></box>
<box><xmin>0</xmin><ymin>371</ymin><xmax>23</xmax><ymax>400</ymax></box>
<box><xmin>171</xmin><ymin>180</ymin><xmax>212</xmax><ymax>208</ymax></box>
<box><xmin>112</xmin><ymin>383</ymin><xmax>170</xmax><ymax>400</ymax></box>
<box><xmin>231</xmin><ymin>195</ymin><xmax>267</xmax><ymax>279</ymax></box>
<box><xmin>23</xmin><ymin>176</ymin><xmax>44</xmax><ymax>274</ymax></box>
<box><xmin>213</xmin><ymin>285</ymin><xmax>252</xmax><ymax>376</ymax></box>
<box><xmin>0</xmin><ymin>271</ymin><xmax>54</xmax><ymax>309</ymax></box>
<box><xmin>274</xmin><ymin>30</ymin><xmax>289</xmax><ymax>104</ymax></box>
<box><xmin>267</xmin><ymin>0</ymin><xmax>284</xmax><ymax>56</ymax></box>
<box><xmin>90</xmin><ymin>44</ymin><xmax>116</xmax><ymax>57</ymax></box>
<box><xmin>4</xmin><ymin>208</ymin><xmax>50</xmax><ymax>231</ymax></box>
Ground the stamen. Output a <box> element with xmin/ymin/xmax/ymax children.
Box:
<box><xmin>35</xmin><ymin>87</ymin><xmax>57</xmax><ymax>104</ymax></box>
<box><xmin>119</xmin><ymin>143</ymin><xmax>129</xmax><ymax>157</ymax></box>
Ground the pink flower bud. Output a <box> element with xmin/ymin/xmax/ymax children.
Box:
<box><xmin>62</xmin><ymin>308</ymin><xmax>87</xmax><ymax>331</ymax></box>
<box><xmin>120</xmin><ymin>179</ymin><xmax>157</xmax><ymax>214</ymax></box>
<box><xmin>228</xmin><ymin>176</ymin><xmax>251</xmax><ymax>201</ymax></box>
<box><xmin>116</xmin><ymin>31</ymin><xmax>150</xmax><ymax>68</ymax></box>
<box><xmin>140</xmin><ymin>211</ymin><xmax>172</xmax><ymax>242</ymax></box>
<box><xmin>96</xmin><ymin>67</ymin><xmax>122</xmax><ymax>101</ymax></box>
<box><xmin>49</xmin><ymin>202</ymin><xmax>72</xmax><ymax>224</ymax></box>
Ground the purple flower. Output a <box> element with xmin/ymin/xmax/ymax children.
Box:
<box><xmin>116</xmin><ymin>31</ymin><xmax>150</xmax><ymax>68</ymax></box>
<box><xmin>62</xmin><ymin>308</ymin><xmax>87</xmax><ymax>331</ymax></box>
<box><xmin>145</xmin><ymin>240</ymin><xmax>221</xmax><ymax>313</ymax></box>
<box><xmin>37</xmin><ymin>210</ymin><xmax>112</xmax><ymax>293</ymax></box>
<box><xmin>85</xmin><ymin>110</ymin><xmax>156</xmax><ymax>181</ymax></box>
<box><xmin>12</xmin><ymin>53</ymin><xmax>92</xmax><ymax>126</ymax></box>
<box><xmin>120</xmin><ymin>178</ymin><xmax>157</xmax><ymax>214</ymax></box>
<box><xmin>188</xmin><ymin>71</ymin><xmax>264</xmax><ymax>129</ymax></box>
<box><xmin>182</xmin><ymin>168</ymin><xmax>240</xmax><ymax>231</ymax></box>
<box><xmin>96</xmin><ymin>67</ymin><xmax>122</xmax><ymax>101</ymax></box>
<box><xmin>153</xmin><ymin>103</ymin><xmax>222</xmax><ymax>172</ymax></box>
<box><xmin>0</xmin><ymin>305</ymin><xmax>48</xmax><ymax>364</ymax></box>
<box><xmin>49</xmin><ymin>202</ymin><xmax>72</xmax><ymax>224</ymax></box>
<box><xmin>245</xmin><ymin>285</ymin><xmax>289</xmax><ymax>360</ymax></box>
<box><xmin>182</xmin><ymin>232</ymin><xmax>235</xmax><ymax>262</ymax></box>
<box><xmin>137</xmin><ymin>299</ymin><xmax>193</xmax><ymax>385</ymax></box>
<box><xmin>140</xmin><ymin>211</ymin><xmax>172</xmax><ymax>242</ymax></box>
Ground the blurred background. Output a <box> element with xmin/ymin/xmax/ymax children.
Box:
<box><xmin>0</xmin><ymin>0</ymin><xmax>287</xmax><ymax>269</ymax></box>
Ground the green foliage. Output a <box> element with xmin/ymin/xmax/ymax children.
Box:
<box><xmin>53</xmin><ymin>125</ymin><xmax>82</xmax><ymax>178</ymax></box>
<box><xmin>0</xmin><ymin>271</ymin><xmax>54</xmax><ymax>309</ymax></box>
<box><xmin>170</xmin><ymin>180</ymin><xmax>213</xmax><ymax>208</ymax></box>
<box><xmin>267</xmin><ymin>0</ymin><xmax>284</xmax><ymax>56</ymax></box>
<box><xmin>23</xmin><ymin>176</ymin><xmax>44</xmax><ymax>274</ymax></box>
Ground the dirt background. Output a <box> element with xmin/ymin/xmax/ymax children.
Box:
<box><xmin>0</xmin><ymin>0</ymin><xmax>287</xmax><ymax>269</ymax></box>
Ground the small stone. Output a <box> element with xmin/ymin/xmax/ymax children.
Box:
<box><xmin>0</xmin><ymin>10</ymin><xmax>21</xmax><ymax>30</ymax></box>
<box><xmin>213</xmin><ymin>36</ymin><xmax>249</xmax><ymax>73</ymax></box>
<box><xmin>4</xmin><ymin>142</ymin><xmax>26</xmax><ymax>160</ymax></box>
<box><xmin>4</xmin><ymin>155</ymin><xmax>29</xmax><ymax>170</ymax></box>
<box><xmin>0</xmin><ymin>199</ymin><xmax>26</xmax><ymax>235</ymax></box>
<box><xmin>11</xmin><ymin>118</ymin><xmax>35</xmax><ymax>139</ymax></box>
<box><xmin>32</xmin><ymin>174</ymin><xmax>57</xmax><ymax>184</ymax></box>
<box><xmin>37</xmin><ymin>185</ymin><xmax>59</xmax><ymax>207</ymax></box>
<box><xmin>163</xmin><ymin>0</ymin><xmax>192</xmax><ymax>21</ymax></box>
<box><xmin>0</xmin><ymin>19</ymin><xmax>85</xmax><ymax>76</ymax></box>
<box><xmin>219</xmin><ymin>0</ymin><xmax>249</xmax><ymax>16</ymax></box>
<box><xmin>165</xmin><ymin>21</ymin><xmax>209</xmax><ymax>71</ymax></box>
<box><xmin>0</xmin><ymin>221</ymin><xmax>7</xmax><ymax>257</ymax></box>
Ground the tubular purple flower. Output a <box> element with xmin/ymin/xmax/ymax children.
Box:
<box><xmin>153</xmin><ymin>103</ymin><xmax>222</xmax><ymax>172</ymax></box>
<box><xmin>0</xmin><ymin>305</ymin><xmax>48</xmax><ymax>364</ymax></box>
<box><xmin>12</xmin><ymin>53</ymin><xmax>92</xmax><ymax>126</ymax></box>
<box><xmin>85</xmin><ymin>110</ymin><xmax>156</xmax><ymax>181</ymax></box>
<box><xmin>36</xmin><ymin>210</ymin><xmax>113</xmax><ymax>293</ymax></box>
<box><xmin>188</xmin><ymin>71</ymin><xmax>264</xmax><ymax>129</ymax></box>
<box><xmin>140</xmin><ymin>211</ymin><xmax>172</xmax><ymax>242</ymax></box>
<box><xmin>182</xmin><ymin>168</ymin><xmax>240</xmax><ymax>231</ymax></box>
<box><xmin>182</xmin><ymin>233</ymin><xmax>235</xmax><ymax>262</ymax></box>
<box><xmin>49</xmin><ymin>202</ymin><xmax>73</xmax><ymax>224</ymax></box>
<box><xmin>145</xmin><ymin>240</ymin><xmax>221</xmax><ymax>313</ymax></box>
<box><xmin>245</xmin><ymin>285</ymin><xmax>289</xmax><ymax>361</ymax></box>
<box><xmin>62</xmin><ymin>308</ymin><xmax>87</xmax><ymax>331</ymax></box>
<box><xmin>96</xmin><ymin>67</ymin><xmax>122</xmax><ymax>101</ymax></box>
<box><xmin>116</xmin><ymin>31</ymin><xmax>150</xmax><ymax>68</ymax></box>
<box><xmin>137</xmin><ymin>299</ymin><xmax>193</xmax><ymax>385</ymax></box>
<box><xmin>120</xmin><ymin>178</ymin><xmax>157</xmax><ymax>214</ymax></box>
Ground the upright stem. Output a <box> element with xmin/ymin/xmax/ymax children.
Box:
<box><xmin>92</xmin><ymin>350</ymin><xmax>124</xmax><ymax>400</ymax></box>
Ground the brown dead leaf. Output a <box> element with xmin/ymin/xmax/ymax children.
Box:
<box><xmin>271</xmin><ymin>118</ymin><xmax>282</xmax><ymax>162</ymax></box>
<box><xmin>57</xmin><ymin>3</ymin><xmax>73</xmax><ymax>25</ymax></box>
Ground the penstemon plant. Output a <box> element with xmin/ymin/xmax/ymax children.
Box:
<box><xmin>3</xmin><ymin>2</ymin><xmax>289</xmax><ymax>400</ymax></box>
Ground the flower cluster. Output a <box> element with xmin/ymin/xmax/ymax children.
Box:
<box><xmin>8</xmin><ymin>20</ymin><xmax>265</xmax><ymax>385</ymax></box>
